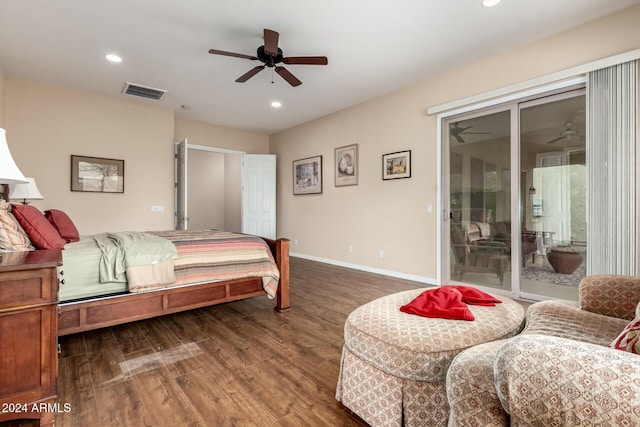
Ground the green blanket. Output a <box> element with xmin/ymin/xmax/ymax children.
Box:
<box><xmin>94</xmin><ymin>231</ymin><xmax>178</xmax><ymax>284</ymax></box>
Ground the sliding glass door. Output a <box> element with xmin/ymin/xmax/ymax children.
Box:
<box><xmin>445</xmin><ymin>108</ymin><xmax>513</xmax><ymax>292</ymax></box>
<box><xmin>442</xmin><ymin>88</ymin><xmax>585</xmax><ymax>301</ymax></box>
<box><xmin>519</xmin><ymin>91</ymin><xmax>586</xmax><ymax>300</ymax></box>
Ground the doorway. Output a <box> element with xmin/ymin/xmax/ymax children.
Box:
<box><xmin>442</xmin><ymin>87</ymin><xmax>585</xmax><ymax>301</ymax></box>
<box><xmin>175</xmin><ymin>140</ymin><xmax>277</xmax><ymax>239</ymax></box>
<box><xmin>187</xmin><ymin>150</ymin><xmax>242</xmax><ymax>232</ymax></box>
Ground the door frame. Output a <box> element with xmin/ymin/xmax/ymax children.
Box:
<box><xmin>436</xmin><ymin>79</ymin><xmax>587</xmax><ymax>301</ymax></box>
<box><xmin>174</xmin><ymin>143</ymin><xmax>245</xmax><ymax>230</ymax></box>
<box><xmin>174</xmin><ymin>144</ymin><xmax>277</xmax><ymax>238</ymax></box>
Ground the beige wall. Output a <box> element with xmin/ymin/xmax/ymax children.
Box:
<box><xmin>4</xmin><ymin>81</ymin><xmax>270</xmax><ymax>235</ymax></box>
<box><xmin>270</xmin><ymin>4</ymin><xmax>640</xmax><ymax>282</ymax></box>
<box><xmin>185</xmin><ymin>150</ymin><xmax>243</xmax><ymax>232</ymax></box>
<box><xmin>175</xmin><ymin>118</ymin><xmax>268</xmax><ymax>153</ymax></box>
<box><xmin>0</xmin><ymin>64</ymin><xmax>5</xmax><ymax>128</ymax></box>
<box><xmin>6</xmin><ymin>79</ymin><xmax>175</xmax><ymax>234</ymax></box>
<box><xmin>187</xmin><ymin>150</ymin><xmax>225</xmax><ymax>230</ymax></box>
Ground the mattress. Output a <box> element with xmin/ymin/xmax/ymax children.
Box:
<box><xmin>59</xmin><ymin>236</ymin><xmax>127</xmax><ymax>301</ymax></box>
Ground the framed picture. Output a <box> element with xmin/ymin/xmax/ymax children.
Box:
<box><xmin>382</xmin><ymin>150</ymin><xmax>411</xmax><ymax>180</ymax></box>
<box><xmin>293</xmin><ymin>155</ymin><xmax>322</xmax><ymax>195</ymax></box>
<box><xmin>335</xmin><ymin>144</ymin><xmax>358</xmax><ymax>187</ymax></box>
<box><xmin>71</xmin><ymin>155</ymin><xmax>125</xmax><ymax>193</ymax></box>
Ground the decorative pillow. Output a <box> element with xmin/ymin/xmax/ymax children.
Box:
<box><xmin>44</xmin><ymin>209</ymin><xmax>80</xmax><ymax>243</ymax></box>
<box><xmin>610</xmin><ymin>316</ymin><xmax>640</xmax><ymax>354</ymax></box>
<box><xmin>10</xmin><ymin>204</ymin><xmax>66</xmax><ymax>250</ymax></box>
<box><xmin>0</xmin><ymin>201</ymin><xmax>34</xmax><ymax>251</ymax></box>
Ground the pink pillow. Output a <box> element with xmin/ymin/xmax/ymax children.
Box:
<box><xmin>44</xmin><ymin>209</ymin><xmax>80</xmax><ymax>243</ymax></box>
<box><xmin>10</xmin><ymin>204</ymin><xmax>66</xmax><ymax>250</ymax></box>
<box><xmin>610</xmin><ymin>316</ymin><xmax>640</xmax><ymax>354</ymax></box>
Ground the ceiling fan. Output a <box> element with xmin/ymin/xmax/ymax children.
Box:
<box><xmin>449</xmin><ymin>122</ymin><xmax>490</xmax><ymax>143</ymax></box>
<box><xmin>546</xmin><ymin>122</ymin><xmax>581</xmax><ymax>144</ymax></box>
<box><xmin>208</xmin><ymin>29</ymin><xmax>328</xmax><ymax>87</ymax></box>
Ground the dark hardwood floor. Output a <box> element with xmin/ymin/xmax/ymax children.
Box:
<box><xmin>53</xmin><ymin>257</ymin><xmax>427</xmax><ymax>426</ymax></box>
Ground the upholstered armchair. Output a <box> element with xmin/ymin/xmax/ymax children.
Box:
<box><xmin>447</xmin><ymin>274</ymin><xmax>640</xmax><ymax>426</ymax></box>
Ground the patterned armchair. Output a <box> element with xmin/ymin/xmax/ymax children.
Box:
<box><xmin>447</xmin><ymin>275</ymin><xmax>640</xmax><ymax>426</ymax></box>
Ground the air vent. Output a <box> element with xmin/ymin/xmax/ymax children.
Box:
<box><xmin>122</xmin><ymin>82</ymin><xmax>167</xmax><ymax>100</ymax></box>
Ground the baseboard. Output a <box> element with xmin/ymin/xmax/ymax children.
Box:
<box><xmin>290</xmin><ymin>252</ymin><xmax>437</xmax><ymax>286</ymax></box>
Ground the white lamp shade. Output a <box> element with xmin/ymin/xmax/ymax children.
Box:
<box><xmin>0</xmin><ymin>128</ymin><xmax>28</xmax><ymax>184</ymax></box>
<box><xmin>9</xmin><ymin>177</ymin><xmax>44</xmax><ymax>201</ymax></box>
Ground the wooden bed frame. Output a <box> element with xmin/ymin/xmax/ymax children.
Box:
<box><xmin>57</xmin><ymin>237</ymin><xmax>290</xmax><ymax>336</ymax></box>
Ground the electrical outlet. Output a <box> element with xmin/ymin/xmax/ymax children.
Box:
<box><xmin>151</xmin><ymin>205</ymin><xmax>164</xmax><ymax>213</ymax></box>
<box><xmin>378</xmin><ymin>249</ymin><xmax>384</xmax><ymax>258</ymax></box>
<box><xmin>294</xmin><ymin>238</ymin><xmax>298</xmax><ymax>245</ymax></box>
<box><xmin>348</xmin><ymin>245</ymin><xmax>353</xmax><ymax>253</ymax></box>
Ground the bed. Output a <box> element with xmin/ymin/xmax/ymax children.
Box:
<box><xmin>1</xmin><ymin>201</ymin><xmax>290</xmax><ymax>336</ymax></box>
<box><xmin>56</xmin><ymin>230</ymin><xmax>290</xmax><ymax>336</ymax></box>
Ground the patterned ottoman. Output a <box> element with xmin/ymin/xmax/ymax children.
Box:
<box><xmin>335</xmin><ymin>288</ymin><xmax>525</xmax><ymax>427</ymax></box>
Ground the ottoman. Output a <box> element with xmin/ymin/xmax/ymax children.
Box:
<box><xmin>335</xmin><ymin>288</ymin><xmax>525</xmax><ymax>427</ymax></box>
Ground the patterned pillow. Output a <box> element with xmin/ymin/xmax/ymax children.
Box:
<box><xmin>610</xmin><ymin>317</ymin><xmax>640</xmax><ymax>354</ymax></box>
<box><xmin>0</xmin><ymin>201</ymin><xmax>34</xmax><ymax>251</ymax></box>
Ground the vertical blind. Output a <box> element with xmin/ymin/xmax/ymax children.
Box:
<box><xmin>587</xmin><ymin>60</ymin><xmax>638</xmax><ymax>275</ymax></box>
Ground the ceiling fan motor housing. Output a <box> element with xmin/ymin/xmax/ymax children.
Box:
<box><xmin>257</xmin><ymin>46</ymin><xmax>283</xmax><ymax>67</ymax></box>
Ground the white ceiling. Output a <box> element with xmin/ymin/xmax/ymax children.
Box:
<box><xmin>0</xmin><ymin>0</ymin><xmax>637</xmax><ymax>135</ymax></box>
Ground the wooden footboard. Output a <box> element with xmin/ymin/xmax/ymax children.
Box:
<box><xmin>57</xmin><ymin>237</ymin><xmax>290</xmax><ymax>336</ymax></box>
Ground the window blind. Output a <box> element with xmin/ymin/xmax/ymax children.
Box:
<box><xmin>587</xmin><ymin>60</ymin><xmax>637</xmax><ymax>275</ymax></box>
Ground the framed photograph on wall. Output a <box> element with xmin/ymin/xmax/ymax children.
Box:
<box><xmin>335</xmin><ymin>143</ymin><xmax>358</xmax><ymax>187</ymax></box>
<box><xmin>71</xmin><ymin>155</ymin><xmax>125</xmax><ymax>193</ymax></box>
<box><xmin>382</xmin><ymin>150</ymin><xmax>411</xmax><ymax>180</ymax></box>
<box><xmin>293</xmin><ymin>155</ymin><xmax>323</xmax><ymax>195</ymax></box>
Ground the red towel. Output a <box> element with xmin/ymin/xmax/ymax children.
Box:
<box><xmin>400</xmin><ymin>287</ymin><xmax>474</xmax><ymax>321</ymax></box>
<box><xmin>451</xmin><ymin>286</ymin><xmax>502</xmax><ymax>306</ymax></box>
<box><xmin>399</xmin><ymin>286</ymin><xmax>502</xmax><ymax>321</ymax></box>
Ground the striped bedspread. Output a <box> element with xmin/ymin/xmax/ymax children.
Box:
<box><xmin>149</xmin><ymin>230</ymin><xmax>280</xmax><ymax>299</ymax></box>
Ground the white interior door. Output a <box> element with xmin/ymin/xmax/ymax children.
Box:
<box><xmin>174</xmin><ymin>139</ymin><xmax>188</xmax><ymax>230</ymax></box>
<box><xmin>242</xmin><ymin>154</ymin><xmax>276</xmax><ymax>239</ymax></box>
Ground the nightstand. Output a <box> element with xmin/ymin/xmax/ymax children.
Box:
<box><xmin>0</xmin><ymin>250</ymin><xmax>62</xmax><ymax>427</ymax></box>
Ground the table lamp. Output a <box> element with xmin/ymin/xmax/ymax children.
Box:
<box><xmin>9</xmin><ymin>177</ymin><xmax>44</xmax><ymax>204</ymax></box>
<box><xmin>0</xmin><ymin>128</ymin><xmax>29</xmax><ymax>201</ymax></box>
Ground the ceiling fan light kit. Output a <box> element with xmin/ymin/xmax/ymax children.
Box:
<box><xmin>209</xmin><ymin>28</ymin><xmax>328</xmax><ymax>87</ymax></box>
<box><xmin>546</xmin><ymin>121</ymin><xmax>581</xmax><ymax>144</ymax></box>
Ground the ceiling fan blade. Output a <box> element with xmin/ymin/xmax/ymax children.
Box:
<box><xmin>546</xmin><ymin>136</ymin><xmax>566</xmax><ymax>144</ymax></box>
<box><xmin>454</xmin><ymin>134</ymin><xmax>465</xmax><ymax>143</ymax></box>
<box><xmin>235</xmin><ymin>66</ymin><xmax>265</xmax><ymax>83</ymax></box>
<box><xmin>283</xmin><ymin>56</ymin><xmax>328</xmax><ymax>65</ymax></box>
<box><xmin>263</xmin><ymin>29</ymin><xmax>279</xmax><ymax>56</ymax></box>
<box><xmin>275</xmin><ymin>66</ymin><xmax>302</xmax><ymax>87</ymax></box>
<box><xmin>208</xmin><ymin>49</ymin><xmax>258</xmax><ymax>61</ymax></box>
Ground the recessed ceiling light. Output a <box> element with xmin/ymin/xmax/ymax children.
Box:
<box><xmin>105</xmin><ymin>53</ymin><xmax>122</xmax><ymax>63</ymax></box>
<box><xmin>482</xmin><ymin>0</ymin><xmax>501</xmax><ymax>6</ymax></box>
<box><xmin>271</xmin><ymin>101</ymin><xmax>282</xmax><ymax>108</ymax></box>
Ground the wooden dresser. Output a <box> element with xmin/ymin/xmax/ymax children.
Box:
<box><xmin>0</xmin><ymin>250</ymin><xmax>62</xmax><ymax>427</ymax></box>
